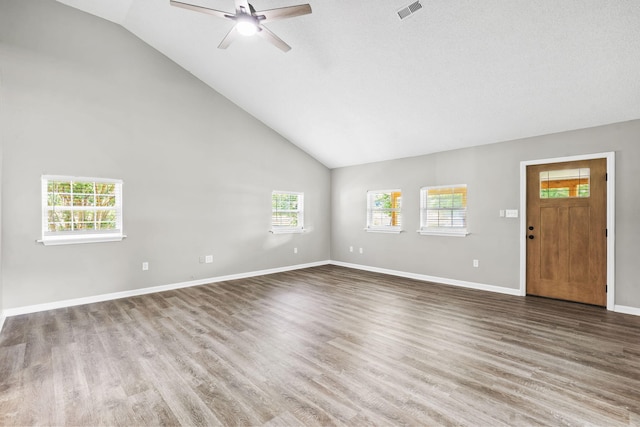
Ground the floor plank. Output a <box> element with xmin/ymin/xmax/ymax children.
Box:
<box><xmin>1</xmin><ymin>265</ymin><xmax>640</xmax><ymax>426</ymax></box>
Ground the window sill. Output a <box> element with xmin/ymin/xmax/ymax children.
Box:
<box><xmin>365</xmin><ymin>228</ymin><xmax>404</xmax><ymax>234</ymax></box>
<box><xmin>38</xmin><ymin>234</ymin><xmax>126</xmax><ymax>246</ymax></box>
<box><xmin>270</xmin><ymin>228</ymin><xmax>305</xmax><ymax>234</ymax></box>
<box><xmin>417</xmin><ymin>229</ymin><xmax>469</xmax><ymax>237</ymax></box>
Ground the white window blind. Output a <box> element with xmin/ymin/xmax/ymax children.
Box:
<box><xmin>366</xmin><ymin>189</ymin><xmax>402</xmax><ymax>233</ymax></box>
<box><xmin>271</xmin><ymin>191</ymin><xmax>304</xmax><ymax>233</ymax></box>
<box><xmin>41</xmin><ymin>175</ymin><xmax>124</xmax><ymax>245</ymax></box>
<box><xmin>419</xmin><ymin>184</ymin><xmax>468</xmax><ymax>236</ymax></box>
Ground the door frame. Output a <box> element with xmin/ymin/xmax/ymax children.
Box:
<box><xmin>519</xmin><ymin>152</ymin><xmax>616</xmax><ymax>310</ymax></box>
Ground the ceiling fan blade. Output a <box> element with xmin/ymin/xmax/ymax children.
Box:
<box><xmin>170</xmin><ymin>0</ymin><xmax>229</xmax><ymax>19</ymax></box>
<box><xmin>259</xmin><ymin>4</ymin><xmax>311</xmax><ymax>22</ymax></box>
<box><xmin>257</xmin><ymin>26</ymin><xmax>291</xmax><ymax>52</ymax></box>
<box><xmin>218</xmin><ymin>26</ymin><xmax>240</xmax><ymax>49</ymax></box>
<box><xmin>233</xmin><ymin>0</ymin><xmax>251</xmax><ymax>14</ymax></box>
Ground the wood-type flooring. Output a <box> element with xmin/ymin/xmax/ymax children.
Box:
<box><xmin>1</xmin><ymin>265</ymin><xmax>640</xmax><ymax>426</ymax></box>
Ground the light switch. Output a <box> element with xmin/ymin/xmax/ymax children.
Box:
<box><xmin>505</xmin><ymin>209</ymin><xmax>518</xmax><ymax>218</ymax></box>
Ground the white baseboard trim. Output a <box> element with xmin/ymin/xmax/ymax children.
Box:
<box><xmin>4</xmin><ymin>260</ymin><xmax>637</xmax><ymax>319</ymax></box>
<box><xmin>614</xmin><ymin>305</ymin><xmax>640</xmax><ymax>316</ymax></box>
<box><xmin>0</xmin><ymin>311</ymin><xmax>6</xmax><ymax>334</ymax></box>
<box><xmin>3</xmin><ymin>260</ymin><xmax>331</xmax><ymax>317</ymax></box>
<box><xmin>329</xmin><ymin>261</ymin><xmax>522</xmax><ymax>296</ymax></box>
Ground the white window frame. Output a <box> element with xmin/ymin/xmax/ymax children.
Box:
<box><xmin>40</xmin><ymin>175</ymin><xmax>124</xmax><ymax>246</ymax></box>
<box><xmin>271</xmin><ymin>191</ymin><xmax>304</xmax><ymax>234</ymax></box>
<box><xmin>419</xmin><ymin>184</ymin><xmax>469</xmax><ymax>237</ymax></box>
<box><xmin>366</xmin><ymin>189</ymin><xmax>403</xmax><ymax>233</ymax></box>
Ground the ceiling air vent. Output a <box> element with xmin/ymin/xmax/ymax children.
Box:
<box><xmin>397</xmin><ymin>1</ymin><xmax>422</xmax><ymax>20</ymax></box>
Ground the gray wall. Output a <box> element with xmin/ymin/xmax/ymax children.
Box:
<box><xmin>331</xmin><ymin>120</ymin><xmax>640</xmax><ymax>308</ymax></box>
<box><xmin>0</xmin><ymin>0</ymin><xmax>330</xmax><ymax>309</ymax></box>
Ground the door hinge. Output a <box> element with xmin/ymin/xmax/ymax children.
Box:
<box><xmin>606</xmin><ymin>228</ymin><xmax>608</xmax><ymax>237</ymax></box>
<box><xmin>606</xmin><ymin>173</ymin><xmax>608</xmax><ymax>181</ymax></box>
<box><xmin>606</xmin><ymin>285</ymin><xmax>608</xmax><ymax>293</ymax></box>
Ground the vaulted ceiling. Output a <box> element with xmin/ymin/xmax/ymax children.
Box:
<box><xmin>57</xmin><ymin>0</ymin><xmax>640</xmax><ymax>168</ymax></box>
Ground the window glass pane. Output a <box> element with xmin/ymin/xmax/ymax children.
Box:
<box><xmin>95</xmin><ymin>183</ymin><xmax>115</xmax><ymax>195</ymax></box>
<box><xmin>272</xmin><ymin>212</ymin><xmax>299</xmax><ymax>227</ymax></box>
<box><xmin>437</xmin><ymin>210</ymin><xmax>452</xmax><ymax>226</ymax></box>
<box><xmin>452</xmin><ymin>193</ymin><xmax>464</xmax><ymax>208</ymax></box>
<box><xmin>577</xmin><ymin>184</ymin><xmax>589</xmax><ymax>197</ymax></box>
<box><xmin>371</xmin><ymin>211</ymin><xmax>392</xmax><ymax>227</ymax></box>
<box><xmin>48</xmin><ymin>222</ymin><xmax>72</xmax><ymax>232</ymax></box>
<box><xmin>43</xmin><ymin>176</ymin><xmax>123</xmax><ymax>239</ymax></box>
<box><xmin>273</xmin><ymin>194</ymin><xmax>298</xmax><ymax>211</ymax></box>
<box><xmin>48</xmin><ymin>208</ymin><xmax>72</xmax><ymax>231</ymax></box>
<box><xmin>48</xmin><ymin>210</ymin><xmax>72</xmax><ymax>223</ymax></box>
<box><xmin>48</xmin><ymin>193</ymin><xmax>72</xmax><ymax>207</ymax></box>
<box><xmin>540</xmin><ymin>168</ymin><xmax>590</xmax><ymax>199</ymax></box>
<box><xmin>271</xmin><ymin>191</ymin><xmax>303</xmax><ymax>230</ymax></box>
<box><xmin>73</xmin><ymin>195</ymin><xmax>95</xmax><ymax>206</ymax></box>
<box><xmin>72</xmin><ymin>182</ymin><xmax>95</xmax><ymax>194</ymax></box>
<box><xmin>49</xmin><ymin>181</ymin><xmax>71</xmax><ymax>193</ymax></box>
<box><xmin>73</xmin><ymin>211</ymin><xmax>95</xmax><ymax>222</ymax></box>
<box><xmin>375</xmin><ymin>193</ymin><xmax>390</xmax><ymax>208</ymax></box>
<box><xmin>367</xmin><ymin>190</ymin><xmax>402</xmax><ymax>229</ymax></box>
<box><xmin>97</xmin><ymin>221</ymin><xmax>116</xmax><ymax>230</ymax></box>
<box><xmin>96</xmin><ymin>196</ymin><xmax>116</xmax><ymax>207</ymax></box>
<box><xmin>426</xmin><ymin>196</ymin><xmax>440</xmax><ymax>209</ymax></box>
<box><xmin>92</xmin><ymin>210</ymin><xmax>117</xmax><ymax>226</ymax></box>
<box><xmin>421</xmin><ymin>185</ymin><xmax>467</xmax><ymax>231</ymax></box>
<box><xmin>74</xmin><ymin>221</ymin><xmax>96</xmax><ymax>231</ymax></box>
<box><xmin>426</xmin><ymin>210</ymin><xmax>439</xmax><ymax>226</ymax></box>
<box><xmin>452</xmin><ymin>210</ymin><xmax>466</xmax><ymax>227</ymax></box>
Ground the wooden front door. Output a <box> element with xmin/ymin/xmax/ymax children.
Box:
<box><xmin>526</xmin><ymin>158</ymin><xmax>607</xmax><ymax>306</ymax></box>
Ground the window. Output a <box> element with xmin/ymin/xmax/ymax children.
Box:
<box><xmin>540</xmin><ymin>168</ymin><xmax>590</xmax><ymax>199</ymax></box>
<box><xmin>41</xmin><ymin>175</ymin><xmax>124</xmax><ymax>245</ymax></box>
<box><xmin>271</xmin><ymin>191</ymin><xmax>304</xmax><ymax>233</ymax></box>
<box><xmin>419</xmin><ymin>184</ymin><xmax>468</xmax><ymax>236</ymax></box>
<box><xmin>366</xmin><ymin>190</ymin><xmax>402</xmax><ymax>233</ymax></box>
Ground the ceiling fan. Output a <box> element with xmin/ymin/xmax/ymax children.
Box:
<box><xmin>170</xmin><ymin>0</ymin><xmax>312</xmax><ymax>52</ymax></box>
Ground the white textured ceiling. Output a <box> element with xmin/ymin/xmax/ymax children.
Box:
<box><xmin>57</xmin><ymin>0</ymin><xmax>640</xmax><ymax>168</ymax></box>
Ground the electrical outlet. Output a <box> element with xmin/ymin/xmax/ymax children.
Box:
<box><xmin>473</xmin><ymin>259</ymin><xmax>479</xmax><ymax>268</ymax></box>
<box><xmin>199</xmin><ymin>256</ymin><xmax>205</xmax><ymax>264</ymax></box>
<box><xmin>142</xmin><ymin>262</ymin><xmax>149</xmax><ymax>271</ymax></box>
<box><xmin>293</xmin><ymin>247</ymin><xmax>298</xmax><ymax>254</ymax></box>
<box><xmin>349</xmin><ymin>246</ymin><xmax>354</xmax><ymax>252</ymax></box>
<box><xmin>499</xmin><ymin>210</ymin><xmax>505</xmax><ymax>217</ymax></box>
<box><xmin>205</xmin><ymin>255</ymin><xmax>213</xmax><ymax>263</ymax></box>
<box><xmin>359</xmin><ymin>247</ymin><xmax>364</xmax><ymax>254</ymax></box>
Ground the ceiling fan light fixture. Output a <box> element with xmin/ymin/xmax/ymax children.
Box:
<box><xmin>236</xmin><ymin>16</ymin><xmax>259</xmax><ymax>36</ymax></box>
<box><xmin>170</xmin><ymin>0</ymin><xmax>312</xmax><ymax>51</ymax></box>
